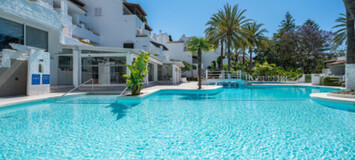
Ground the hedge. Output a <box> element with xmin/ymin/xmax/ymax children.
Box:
<box><xmin>321</xmin><ymin>76</ymin><xmax>343</xmax><ymax>86</ymax></box>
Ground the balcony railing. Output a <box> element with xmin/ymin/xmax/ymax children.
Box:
<box><xmin>136</xmin><ymin>34</ymin><xmax>148</xmax><ymax>37</ymax></box>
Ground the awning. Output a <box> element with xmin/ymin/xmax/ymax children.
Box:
<box><xmin>328</xmin><ymin>60</ymin><xmax>346</xmax><ymax>66</ymax></box>
<box><xmin>150</xmin><ymin>41</ymin><xmax>168</xmax><ymax>51</ymax></box>
<box><xmin>145</xmin><ymin>24</ymin><xmax>152</xmax><ymax>31</ymax></box>
<box><xmin>123</xmin><ymin>2</ymin><xmax>147</xmax><ymax>16</ymax></box>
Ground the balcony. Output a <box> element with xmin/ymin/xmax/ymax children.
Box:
<box><xmin>123</xmin><ymin>2</ymin><xmax>147</xmax><ymax>23</ymax></box>
<box><xmin>0</xmin><ymin>0</ymin><xmax>61</xmax><ymax>30</ymax></box>
<box><xmin>27</xmin><ymin>0</ymin><xmax>54</xmax><ymax>10</ymax></box>
<box><xmin>72</xmin><ymin>25</ymin><xmax>100</xmax><ymax>44</ymax></box>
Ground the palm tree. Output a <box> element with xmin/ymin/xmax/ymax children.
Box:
<box><xmin>233</xmin><ymin>38</ymin><xmax>249</xmax><ymax>65</ymax></box>
<box><xmin>206</xmin><ymin>3</ymin><xmax>251</xmax><ymax>72</ymax></box>
<box><xmin>342</xmin><ymin>1</ymin><xmax>355</xmax><ymax>90</ymax></box>
<box><xmin>205</xmin><ymin>17</ymin><xmax>225</xmax><ymax>70</ymax></box>
<box><xmin>186</xmin><ymin>37</ymin><xmax>213</xmax><ymax>89</ymax></box>
<box><xmin>332</xmin><ymin>13</ymin><xmax>347</xmax><ymax>48</ymax></box>
<box><xmin>242</xmin><ymin>22</ymin><xmax>268</xmax><ymax>74</ymax></box>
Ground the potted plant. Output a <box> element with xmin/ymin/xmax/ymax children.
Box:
<box><xmin>123</xmin><ymin>52</ymin><xmax>149</xmax><ymax>95</ymax></box>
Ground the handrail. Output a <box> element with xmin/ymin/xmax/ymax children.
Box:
<box><xmin>58</xmin><ymin>78</ymin><xmax>94</xmax><ymax>99</ymax></box>
<box><xmin>119</xmin><ymin>87</ymin><xmax>129</xmax><ymax>97</ymax></box>
<box><xmin>115</xmin><ymin>87</ymin><xmax>130</xmax><ymax>102</ymax></box>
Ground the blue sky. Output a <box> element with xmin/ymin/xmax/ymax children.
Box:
<box><xmin>130</xmin><ymin>0</ymin><xmax>345</xmax><ymax>40</ymax></box>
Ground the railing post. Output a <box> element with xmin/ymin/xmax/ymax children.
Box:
<box><xmin>206</xmin><ymin>70</ymin><xmax>209</xmax><ymax>81</ymax></box>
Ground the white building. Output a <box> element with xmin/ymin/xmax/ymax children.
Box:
<box><xmin>0</xmin><ymin>0</ymin><xmax>183</xmax><ymax>96</ymax></box>
<box><xmin>153</xmin><ymin>33</ymin><xmax>222</xmax><ymax>77</ymax></box>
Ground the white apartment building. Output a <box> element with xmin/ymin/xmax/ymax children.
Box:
<box><xmin>153</xmin><ymin>32</ymin><xmax>222</xmax><ymax>77</ymax></box>
<box><xmin>0</xmin><ymin>0</ymin><xmax>183</xmax><ymax>96</ymax></box>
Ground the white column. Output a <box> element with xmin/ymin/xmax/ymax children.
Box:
<box><xmin>60</xmin><ymin>0</ymin><xmax>68</xmax><ymax>15</ymax></box>
<box><xmin>345</xmin><ymin>64</ymin><xmax>355</xmax><ymax>90</ymax></box>
<box><xmin>144</xmin><ymin>63</ymin><xmax>149</xmax><ymax>85</ymax></box>
<box><xmin>126</xmin><ymin>53</ymin><xmax>133</xmax><ymax>75</ymax></box>
<box><xmin>153</xmin><ymin>63</ymin><xmax>158</xmax><ymax>81</ymax></box>
<box><xmin>72</xmin><ymin>49</ymin><xmax>81</xmax><ymax>87</ymax></box>
<box><xmin>172</xmin><ymin>65</ymin><xmax>177</xmax><ymax>84</ymax></box>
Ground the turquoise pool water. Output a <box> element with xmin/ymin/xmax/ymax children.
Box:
<box><xmin>0</xmin><ymin>86</ymin><xmax>354</xmax><ymax>159</ymax></box>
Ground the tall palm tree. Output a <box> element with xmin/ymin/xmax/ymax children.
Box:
<box><xmin>332</xmin><ymin>13</ymin><xmax>347</xmax><ymax>48</ymax></box>
<box><xmin>233</xmin><ymin>37</ymin><xmax>250</xmax><ymax>65</ymax></box>
<box><xmin>186</xmin><ymin>37</ymin><xmax>213</xmax><ymax>89</ymax></box>
<box><xmin>205</xmin><ymin>17</ymin><xmax>225</xmax><ymax>70</ymax></box>
<box><xmin>342</xmin><ymin>0</ymin><xmax>355</xmax><ymax>90</ymax></box>
<box><xmin>206</xmin><ymin>3</ymin><xmax>251</xmax><ymax>72</ymax></box>
<box><xmin>242</xmin><ymin>22</ymin><xmax>268</xmax><ymax>74</ymax></box>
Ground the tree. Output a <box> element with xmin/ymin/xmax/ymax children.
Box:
<box><xmin>272</xmin><ymin>31</ymin><xmax>299</xmax><ymax>69</ymax></box>
<box><xmin>332</xmin><ymin>13</ymin><xmax>347</xmax><ymax>48</ymax></box>
<box><xmin>123</xmin><ymin>52</ymin><xmax>149</xmax><ymax>95</ymax></box>
<box><xmin>182</xmin><ymin>61</ymin><xmax>193</xmax><ymax>76</ymax></box>
<box><xmin>279</xmin><ymin>11</ymin><xmax>296</xmax><ymax>33</ymax></box>
<box><xmin>304</xmin><ymin>19</ymin><xmax>320</xmax><ymax>30</ymax></box>
<box><xmin>205</xmin><ymin>16</ymin><xmax>225</xmax><ymax>70</ymax></box>
<box><xmin>343</xmin><ymin>0</ymin><xmax>355</xmax><ymax>90</ymax></box>
<box><xmin>296</xmin><ymin>24</ymin><xmax>332</xmax><ymax>73</ymax></box>
<box><xmin>242</xmin><ymin>22</ymin><xmax>268</xmax><ymax>74</ymax></box>
<box><xmin>206</xmin><ymin>3</ymin><xmax>251</xmax><ymax>72</ymax></box>
<box><xmin>186</xmin><ymin>37</ymin><xmax>213</xmax><ymax>89</ymax></box>
<box><xmin>343</xmin><ymin>0</ymin><xmax>355</xmax><ymax>64</ymax></box>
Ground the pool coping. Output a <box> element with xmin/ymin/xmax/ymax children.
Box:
<box><xmin>0</xmin><ymin>82</ymin><xmax>347</xmax><ymax>108</ymax></box>
<box><xmin>310</xmin><ymin>93</ymin><xmax>355</xmax><ymax>104</ymax></box>
<box><xmin>250</xmin><ymin>83</ymin><xmax>345</xmax><ymax>90</ymax></box>
<box><xmin>0</xmin><ymin>83</ymin><xmax>223</xmax><ymax>108</ymax></box>
<box><xmin>0</xmin><ymin>93</ymin><xmax>87</xmax><ymax>108</ymax></box>
<box><xmin>117</xmin><ymin>87</ymin><xmax>224</xmax><ymax>100</ymax></box>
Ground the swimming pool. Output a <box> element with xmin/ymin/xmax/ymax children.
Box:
<box><xmin>0</xmin><ymin>86</ymin><xmax>354</xmax><ymax>159</ymax></box>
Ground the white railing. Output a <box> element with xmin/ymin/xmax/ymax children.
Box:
<box><xmin>57</xmin><ymin>78</ymin><xmax>94</xmax><ymax>100</ymax></box>
<box><xmin>203</xmin><ymin>70</ymin><xmax>253</xmax><ymax>81</ymax></box>
<box><xmin>253</xmin><ymin>75</ymin><xmax>303</xmax><ymax>82</ymax></box>
<box><xmin>203</xmin><ymin>70</ymin><xmax>302</xmax><ymax>83</ymax></box>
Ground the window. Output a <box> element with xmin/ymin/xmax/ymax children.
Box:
<box><xmin>158</xmin><ymin>64</ymin><xmax>172</xmax><ymax>81</ymax></box>
<box><xmin>0</xmin><ymin>17</ymin><xmax>48</xmax><ymax>51</ymax></box>
<box><xmin>95</xmin><ymin>8</ymin><xmax>102</xmax><ymax>16</ymax></box>
<box><xmin>38</xmin><ymin>64</ymin><xmax>42</xmax><ymax>73</ymax></box>
<box><xmin>148</xmin><ymin>63</ymin><xmax>154</xmax><ymax>81</ymax></box>
<box><xmin>26</xmin><ymin>25</ymin><xmax>48</xmax><ymax>51</ymax></box>
<box><xmin>58</xmin><ymin>56</ymin><xmax>73</xmax><ymax>85</ymax></box>
<box><xmin>123</xmin><ymin>43</ymin><xmax>134</xmax><ymax>49</ymax></box>
<box><xmin>192</xmin><ymin>55</ymin><xmax>198</xmax><ymax>64</ymax></box>
<box><xmin>82</xmin><ymin>57</ymin><xmax>127</xmax><ymax>84</ymax></box>
<box><xmin>0</xmin><ymin>17</ymin><xmax>24</xmax><ymax>50</ymax></box>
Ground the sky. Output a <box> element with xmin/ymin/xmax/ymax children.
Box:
<box><xmin>129</xmin><ymin>0</ymin><xmax>345</xmax><ymax>40</ymax></box>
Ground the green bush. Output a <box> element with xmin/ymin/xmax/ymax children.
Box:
<box><xmin>187</xmin><ymin>77</ymin><xmax>198</xmax><ymax>81</ymax></box>
<box><xmin>305</xmin><ymin>74</ymin><xmax>311</xmax><ymax>83</ymax></box>
<box><xmin>252</xmin><ymin>61</ymin><xmax>302</xmax><ymax>80</ymax></box>
<box><xmin>321</xmin><ymin>76</ymin><xmax>343</xmax><ymax>86</ymax></box>
<box><xmin>123</xmin><ymin>52</ymin><xmax>149</xmax><ymax>95</ymax></box>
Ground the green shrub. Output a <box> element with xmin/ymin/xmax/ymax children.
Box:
<box><xmin>123</xmin><ymin>52</ymin><xmax>149</xmax><ymax>95</ymax></box>
<box><xmin>321</xmin><ymin>76</ymin><xmax>343</xmax><ymax>86</ymax></box>
<box><xmin>187</xmin><ymin>77</ymin><xmax>198</xmax><ymax>81</ymax></box>
<box><xmin>305</xmin><ymin>74</ymin><xmax>311</xmax><ymax>83</ymax></box>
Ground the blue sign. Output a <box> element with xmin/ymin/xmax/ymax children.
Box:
<box><xmin>32</xmin><ymin>74</ymin><xmax>40</xmax><ymax>85</ymax></box>
<box><xmin>42</xmin><ymin>74</ymin><xmax>50</xmax><ymax>84</ymax></box>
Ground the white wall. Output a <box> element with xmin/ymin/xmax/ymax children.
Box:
<box><xmin>155</xmin><ymin>34</ymin><xmax>222</xmax><ymax>77</ymax></box>
<box><xmin>27</xmin><ymin>49</ymin><xmax>51</xmax><ymax>96</ymax></box>
<box><xmin>0</xmin><ymin>0</ymin><xmax>62</xmax><ymax>86</ymax></box>
<box><xmin>82</xmin><ymin>0</ymin><xmax>150</xmax><ymax>50</ymax></box>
